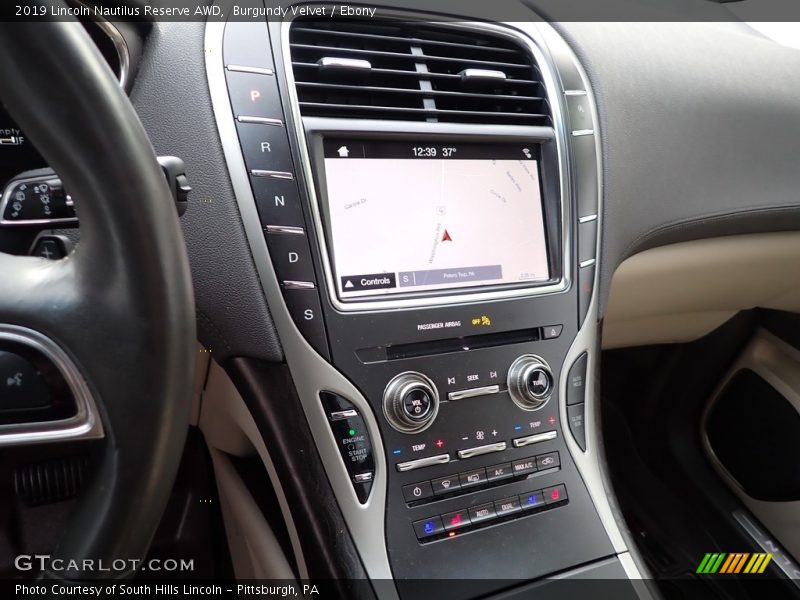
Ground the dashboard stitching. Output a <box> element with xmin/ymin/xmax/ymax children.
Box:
<box><xmin>618</xmin><ymin>204</ymin><xmax>800</xmax><ymax>264</ymax></box>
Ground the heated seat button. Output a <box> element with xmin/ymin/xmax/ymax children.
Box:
<box><xmin>413</xmin><ymin>516</ymin><xmax>444</xmax><ymax>540</ymax></box>
<box><xmin>236</xmin><ymin>122</ymin><xmax>293</xmax><ymax>173</ymax></box>
<box><xmin>520</xmin><ymin>490</ymin><xmax>545</xmax><ymax>510</ymax></box>
<box><xmin>0</xmin><ymin>351</ymin><xmax>51</xmax><ymax>410</ymax></box>
<box><xmin>543</xmin><ymin>484</ymin><xmax>568</xmax><ymax>504</ymax></box>
<box><xmin>494</xmin><ymin>496</ymin><xmax>522</xmax><ymax>517</ymax></box>
<box><xmin>431</xmin><ymin>474</ymin><xmax>461</xmax><ymax>495</ymax></box>
<box><xmin>468</xmin><ymin>503</ymin><xmax>497</xmax><ymax>524</ymax></box>
<box><xmin>536</xmin><ymin>451</ymin><xmax>560</xmax><ymax>471</ymax></box>
<box><xmin>458</xmin><ymin>467</ymin><xmax>487</xmax><ymax>489</ymax></box>
<box><xmin>281</xmin><ymin>287</ymin><xmax>329</xmax><ymax>359</ymax></box>
<box><xmin>568</xmin><ymin>403</ymin><xmax>586</xmax><ymax>451</ymax></box>
<box><xmin>402</xmin><ymin>481</ymin><xmax>434</xmax><ymax>503</ymax></box>
<box><xmin>252</xmin><ymin>177</ymin><xmax>305</xmax><ymax>228</ymax></box>
<box><xmin>226</xmin><ymin>71</ymin><xmax>283</xmax><ymax>121</ymax></box>
<box><xmin>486</xmin><ymin>462</ymin><xmax>513</xmax><ymax>482</ymax></box>
<box><xmin>442</xmin><ymin>509</ymin><xmax>470</xmax><ymax>531</ymax></box>
<box><xmin>266</xmin><ymin>230</ymin><xmax>315</xmax><ymax>282</ymax></box>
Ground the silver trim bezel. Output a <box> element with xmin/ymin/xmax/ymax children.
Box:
<box><xmin>206</xmin><ymin>7</ymin><xmax>646</xmax><ymax>588</ymax></box>
<box><xmin>282</xmin><ymin>18</ymin><xmax>572</xmax><ymax>313</ymax></box>
<box><xmin>0</xmin><ymin>324</ymin><xmax>103</xmax><ymax>445</ymax></box>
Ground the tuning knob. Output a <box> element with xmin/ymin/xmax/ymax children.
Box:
<box><xmin>383</xmin><ymin>371</ymin><xmax>439</xmax><ymax>433</ymax></box>
<box><xmin>507</xmin><ymin>355</ymin><xmax>553</xmax><ymax>411</ymax></box>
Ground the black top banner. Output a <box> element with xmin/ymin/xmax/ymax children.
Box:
<box><xmin>4</xmin><ymin>0</ymin><xmax>800</xmax><ymax>22</ymax></box>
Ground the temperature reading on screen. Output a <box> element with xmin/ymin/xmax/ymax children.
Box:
<box><xmin>442</xmin><ymin>147</ymin><xmax>457</xmax><ymax>157</ymax></box>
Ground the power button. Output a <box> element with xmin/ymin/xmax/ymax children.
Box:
<box><xmin>402</xmin><ymin>481</ymin><xmax>434</xmax><ymax>502</ymax></box>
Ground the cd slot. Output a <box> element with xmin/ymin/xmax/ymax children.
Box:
<box><xmin>356</xmin><ymin>328</ymin><xmax>541</xmax><ymax>363</ymax></box>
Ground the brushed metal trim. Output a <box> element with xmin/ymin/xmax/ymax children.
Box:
<box><xmin>396</xmin><ymin>453</ymin><xmax>450</xmax><ymax>472</ymax></box>
<box><xmin>237</xmin><ymin>115</ymin><xmax>284</xmax><ymax>127</ymax></box>
<box><xmin>0</xmin><ymin>324</ymin><xmax>103</xmax><ymax>445</ymax></box>
<box><xmin>227</xmin><ymin>64</ymin><xmax>275</xmax><ymax>76</ymax></box>
<box><xmin>457</xmin><ymin>441</ymin><xmax>506</xmax><ymax>459</ymax></box>
<box><xmin>512</xmin><ymin>430</ymin><xmax>558</xmax><ymax>447</ymax></box>
<box><xmin>447</xmin><ymin>384</ymin><xmax>500</xmax><ymax>401</ymax></box>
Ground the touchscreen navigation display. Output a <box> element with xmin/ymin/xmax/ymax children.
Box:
<box><xmin>322</xmin><ymin>140</ymin><xmax>550</xmax><ymax>300</ymax></box>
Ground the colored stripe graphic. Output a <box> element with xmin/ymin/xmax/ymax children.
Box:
<box><xmin>758</xmin><ymin>554</ymin><xmax>773</xmax><ymax>573</ymax></box>
<box><xmin>719</xmin><ymin>554</ymin><xmax>736</xmax><ymax>574</ymax></box>
<box><xmin>699</xmin><ymin>553</ymin><xmax>774</xmax><ymax>574</ymax></box>
<box><xmin>733</xmin><ymin>553</ymin><xmax>750</xmax><ymax>573</ymax></box>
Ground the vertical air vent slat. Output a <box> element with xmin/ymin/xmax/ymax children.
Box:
<box><xmin>289</xmin><ymin>17</ymin><xmax>551</xmax><ymax>126</ymax></box>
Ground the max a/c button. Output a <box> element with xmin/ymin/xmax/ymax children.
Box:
<box><xmin>511</xmin><ymin>458</ymin><xmax>537</xmax><ymax>476</ymax></box>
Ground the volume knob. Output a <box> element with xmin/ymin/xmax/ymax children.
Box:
<box><xmin>383</xmin><ymin>372</ymin><xmax>439</xmax><ymax>433</ymax></box>
<box><xmin>507</xmin><ymin>355</ymin><xmax>553</xmax><ymax>411</ymax></box>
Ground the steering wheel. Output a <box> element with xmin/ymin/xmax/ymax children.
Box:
<box><xmin>0</xmin><ymin>16</ymin><xmax>195</xmax><ymax>579</ymax></box>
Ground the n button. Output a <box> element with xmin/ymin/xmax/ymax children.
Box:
<box><xmin>252</xmin><ymin>177</ymin><xmax>305</xmax><ymax>228</ymax></box>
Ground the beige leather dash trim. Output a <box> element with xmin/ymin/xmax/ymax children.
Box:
<box><xmin>604</xmin><ymin>232</ymin><xmax>800</xmax><ymax>349</ymax></box>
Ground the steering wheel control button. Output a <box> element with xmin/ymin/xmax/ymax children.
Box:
<box><xmin>402</xmin><ymin>387</ymin><xmax>432</xmax><ymax>421</ymax></box>
<box><xmin>235</xmin><ymin>122</ymin><xmax>294</xmax><ymax>173</ymax></box>
<box><xmin>536</xmin><ymin>452</ymin><xmax>560</xmax><ymax>471</ymax></box>
<box><xmin>396</xmin><ymin>453</ymin><xmax>450</xmax><ymax>473</ymax></box>
<box><xmin>542</xmin><ymin>324</ymin><xmax>563</xmax><ymax>340</ymax></box>
<box><xmin>282</xmin><ymin>287</ymin><xmax>329</xmax><ymax>359</ymax></box>
<box><xmin>0</xmin><ymin>351</ymin><xmax>51</xmax><ymax>411</ymax></box>
<box><xmin>567</xmin><ymin>353</ymin><xmax>588</xmax><ymax>406</ymax></box>
<box><xmin>442</xmin><ymin>509</ymin><xmax>471</xmax><ymax>531</ymax></box>
<box><xmin>513</xmin><ymin>430</ymin><xmax>558</xmax><ymax>448</ymax></box>
<box><xmin>432</xmin><ymin>474</ymin><xmax>462</xmax><ymax>496</ymax></box>
<box><xmin>383</xmin><ymin>372</ymin><xmax>440</xmax><ymax>433</ymax></box>
<box><xmin>494</xmin><ymin>496</ymin><xmax>522</xmax><ymax>518</ymax></box>
<box><xmin>225</xmin><ymin>71</ymin><xmax>283</xmax><ymax>121</ymax></box>
<box><xmin>223</xmin><ymin>20</ymin><xmax>274</xmax><ymax>70</ymax></box>
<box><xmin>413</xmin><ymin>516</ymin><xmax>444</xmax><ymax>540</ymax></box>
<box><xmin>457</xmin><ymin>441</ymin><xmax>506</xmax><ymax>460</ymax></box>
<box><xmin>468</xmin><ymin>503</ymin><xmax>497</xmax><ymax>525</ymax></box>
<box><xmin>568</xmin><ymin>403</ymin><xmax>587</xmax><ymax>452</ymax></box>
<box><xmin>459</xmin><ymin>468</ymin><xmax>488</xmax><ymax>489</ymax></box>
<box><xmin>30</xmin><ymin>235</ymin><xmax>68</xmax><ymax>260</ymax></box>
<box><xmin>507</xmin><ymin>355</ymin><xmax>553</xmax><ymax>410</ymax></box>
<box><xmin>520</xmin><ymin>490</ymin><xmax>545</xmax><ymax>510</ymax></box>
<box><xmin>486</xmin><ymin>462</ymin><xmax>513</xmax><ymax>482</ymax></box>
<box><xmin>1</xmin><ymin>174</ymin><xmax>76</xmax><ymax>226</ymax></box>
<box><xmin>511</xmin><ymin>458</ymin><xmax>537</xmax><ymax>477</ymax></box>
<box><xmin>402</xmin><ymin>481</ymin><xmax>434</xmax><ymax>503</ymax></box>
<box><xmin>543</xmin><ymin>484</ymin><xmax>568</xmax><ymax>505</ymax></box>
<box><xmin>252</xmin><ymin>177</ymin><xmax>305</xmax><ymax>227</ymax></box>
<box><xmin>266</xmin><ymin>231</ymin><xmax>315</xmax><ymax>282</ymax></box>
<box><xmin>320</xmin><ymin>393</ymin><xmax>374</xmax><ymax>503</ymax></box>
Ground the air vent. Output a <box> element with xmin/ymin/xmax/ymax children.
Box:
<box><xmin>289</xmin><ymin>19</ymin><xmax>551</xmax><ymax>126</ymax></box>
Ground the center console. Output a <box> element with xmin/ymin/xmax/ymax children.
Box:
<box><xmin>207</xmin><ymin>6</ymin><xmax>639</xmax><ymax>597</ymax></box>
